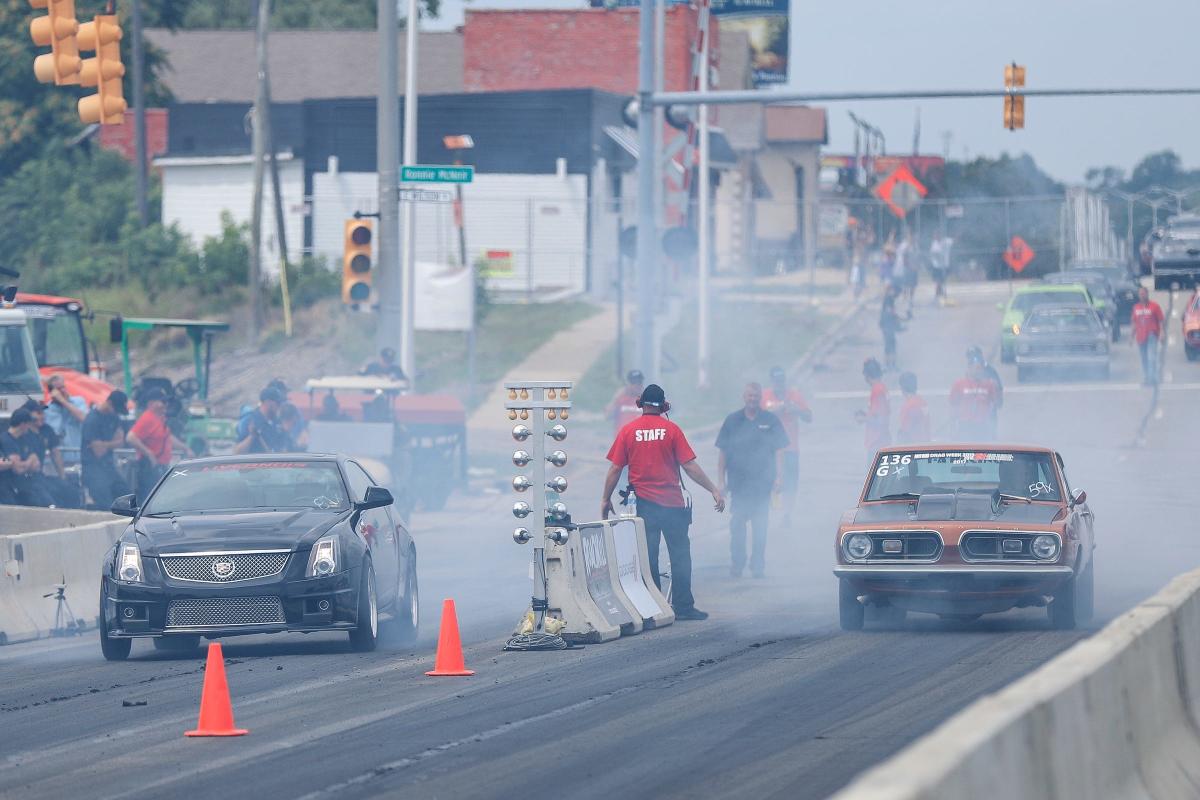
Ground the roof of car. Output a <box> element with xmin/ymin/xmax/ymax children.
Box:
<box><xmin>874</xmin><ymin>443</ymin><xmax>1057</xmax><ymax>455</ymax></box>
<box><xmin>174</xmin><ymin>453</ymin><xmax>342</xmax><ymax>468</ymax></box>
<box><xmin>1014</xmin><ymin>282</ymin><xmax>1087</xmax><ymax>294</ymax></box>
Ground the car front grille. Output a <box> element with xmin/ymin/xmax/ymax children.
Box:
<box><xmin>960</xmin><ymin>531</ymin><xmax>1051</xmax><ymax>562</ymax></box>
<box><xmin>161</xmin><ymin>552</ymin><xmax>290</xmax><ymax>583</ymax></box>
<box><xmin>166</xmin><ymin>596</ymin><xmax>286</xmax><ymax>629</ymax></box>
<box><xmin>863</xmin><ymin>531</ymin><xmax>943</xmax><ymax>562</ymax></box>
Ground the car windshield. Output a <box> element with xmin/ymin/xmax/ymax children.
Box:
<box><xmin>141</xmin><ymin>461</ymin><xmax>350</xmax><ymax>515</ymax></box>
<box><xmin>1026</xmin><ymin>308</ymin><xmax>1102</xmax><ymax>334</ymax></box>
<box><xmin>0</xmin><ymin>322</ymin><xmax>43</xmax><ymax>393</ymax></box>
<box><xmin>866</xmin><ymin>450</ymin><xmax>1063</xmax><ymax>502</ymax></box>
<box><xmin>22</xmin><ymin>304</ymin><xmax>87</xmax><ymax>373</ymax></box>
<box><xmin>1166</xmin><ymin>220</ymin><xmax>1200</xmax><ymax>240</ymax></box>
<box><xmin>1012</xmin><ymin>290</ymin><xmax>1087</xmax><ymax>312</ymax></box>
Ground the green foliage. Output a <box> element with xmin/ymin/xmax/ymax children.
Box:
<box><xmin>144</xmin><ymin>0</ymin><xmax>440</xmax><ymax>30</ymax></box>
<box><xmin>199</xmin><ymin>211</ymin><xmax>251</xmax><ymax>288</ymax></box>
<box><xmin>280</xmin><ymin>255</ymin><xmax>340</xmax><ymax>309</ymax></box>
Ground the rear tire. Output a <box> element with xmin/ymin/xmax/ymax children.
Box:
<box><xmin>839</xmin><ymin>579</ymin><xmax>864</xmax><ymax>631</ymax></box>
<box><xmin>1049</xmin><ymin>575</ymin><xmax>1078</xmax><ymax>630</ymax></box>
<box><xmin>381</xmin><ymin>552</ymin><xmax>419</xmax><ymax>645</ymax></box>
<box><xmin>1076</xmin><ymin>558</ymin><xmax>1095</xmax><ymax>624</ymax></box>
<box><xmin>99</xmin><ymin>584</ymin><xmax>131</xmax><ymax>662</ymax></box>
<box><xmin>349</xmin><ymin>564</ymin><xmax>379</xmax><ymax>652</ymax></box>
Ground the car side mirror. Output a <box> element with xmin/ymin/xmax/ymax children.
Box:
<box><xmin>110</xmin><ymin>494</ymin><xmax>138</xmax><ymax>517</ymax></box>
<box><xmin>1071</xmin><ymin>488</ymin><xmax>1087</xmax><ymax>506</ymax></box>
<box><xmin>356</xmin><ymin>485</ymin><xmax>393</xmax><ymax>511</ymax></box>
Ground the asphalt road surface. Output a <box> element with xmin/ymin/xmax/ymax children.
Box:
<box><xmin>3</xmin><ymin>281</ymin><xmax>1196</xmax><ymax>800</ymax></box>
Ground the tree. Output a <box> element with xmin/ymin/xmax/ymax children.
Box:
<box><xmin>143</xmin><ymin>0</ymin><xmax>441</xmax><ymax>31</ymax></box>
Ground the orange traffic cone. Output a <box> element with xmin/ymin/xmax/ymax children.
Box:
<box><xmin>185</xmin><ymin>642</ymin><xmax>248</xmax><ymax>737</ymax></box>
<box><xmin>425</xmin><ymin>598</ymin><xmax>474</xmax><ymax>677</ymax></box>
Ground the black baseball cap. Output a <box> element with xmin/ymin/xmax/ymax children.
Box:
<box><xmin>260</xmin><ymin>386</ymin><xmax>284</xmax><ymax>404</ymax></box>
<box><xmin>21</xmin><ymin>397</ymin><xmax>47</xmax><ymax>411</ymax></box>
<box><xmin>9</xmin><ymin>407</ymin><xmax>33</xmax><ymax>427</ymax></box>
<box><xmin>108</xmin><ymin>390</ymin><xmax>129</xmax><ymax>414</ymax></box>
<box><xmin>966</xmin><ymin>346</ymin><xmax>984</xmax><ymax>364</ymax></box>
<box><xmin>627</xmin><ymin>369</ymin><xmax>644</xmax><ymax>385</ymax></box>
<box><xmin>639</xmin><ymin>384</ymin><xmax>666</xmax><ymax>407</ymax></box>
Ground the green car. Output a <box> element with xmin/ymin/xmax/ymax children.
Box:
<box><xmin>998</xmin><ymin>283</ymin><xmax>1095</xmax><ymax>363</ymax></box>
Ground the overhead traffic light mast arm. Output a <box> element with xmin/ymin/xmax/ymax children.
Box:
<box><xmin>648</xmin><ymin>86</ymin><xmax>1200</xmax><ymax>107</ymax></box>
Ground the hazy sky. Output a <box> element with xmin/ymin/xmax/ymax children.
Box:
<box><xmin>425</xmin><ymin>0</ymin><xmax>1200</xmax><ymax>183</ymax></box>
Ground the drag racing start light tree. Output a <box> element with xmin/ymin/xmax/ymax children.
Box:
<box><xmin>76</xmin><ymin>14</ymin><xmax>126</xmax><ymax>125</ymax></box>
<box><xmin>29</xmin><ymin>0</ymin><xmax>81</xmax><ymax>86</ymax></box>
<box><xmin>342</xmin><ymin>218</ymin><xmax>374</xmax><ymax>307</ymax></box>
<box><xmin>507</xmin><ymin>381</ymin><xmax>572</xmax><ymax>628</ymax></box>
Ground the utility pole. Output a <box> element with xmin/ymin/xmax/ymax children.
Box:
<box><xmin>696</xmin><ymin>7</ymin><xmax>710</xmax><ymax>389</ymax></box>
<box><xmin>248</xmin><ymin>0</ymin><xmax>269</xmax><ymax>342</ymax></box>
<box><xmin>377</xmin><ymin>0</ymin><xmax>401</xmax><ymax>360</ymax></box>
<box><xmin>635</xmin><ymin>0</ymin><xmax>658</xmax><ymax>379</ymax></box>
<box><xmin>131</xmin><ymin>0</ymin><xmax>147</xmax><ymax>227</ymax></box>
<box><xmin>399</xmin><ymin>0</ymin><xmax>419</xmax><ymax>383</ymax></box>
<box><xmin>263</xmin><ymin>56</ymin><xmax>293</xmax><ymax>337</ymax></box>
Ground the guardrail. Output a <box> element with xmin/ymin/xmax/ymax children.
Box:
<box><xmin>831</xmin><ymin>568</ymin><xmax>1200</xmax><ymax>800</ymax></box>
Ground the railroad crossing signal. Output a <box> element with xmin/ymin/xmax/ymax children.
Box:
<box><xmin>29</xmin><ymin>0</ymin><xmax>81</xmax><ymax>86</ymax></box>
<box><xmin>77</xmin><ymin>14</ymin><xmax>126</xmax><ymax>124</ymax></box>
<box><xmin>342</xmin><ymin>218</ymin><xmax>374</xmax><ymax>306</ymax></box>
<box><xmin>1004</xmin><ymin>62</ymin><xmax>1026</xmax><ymax>131</ymax></box>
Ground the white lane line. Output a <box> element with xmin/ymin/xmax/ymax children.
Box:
<box><xmin>812</xmin><ymin>382</ymin><xmax>1200</xmax><ymax>401</ymax></box>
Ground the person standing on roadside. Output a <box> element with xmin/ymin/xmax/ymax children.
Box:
<box><xmin>44</xmin><ymin>374</ymin><xmax>87</xmax><ymax>462</ymax></box>
<box><xmin>1131</xmin><ymin>287</ymin><xmax>1165</xmax><ymax>386</ymax></box>
<box><xmin>929</xmin><ymin>232</ymin><xmax>952</xmax><ymax>304</ymax></box>
<box><xmin>856</xmin><ymin>358</ymin><xmax>890</xmax><ymax>458</ymax></box>
<box><xmin>604</xmin><ymin>370</ymin><xmax>644</xmax><ymax>434</ymax></box>
<box><xmin>762</xmin><ymin>366</ymin><xmax>811</xmax><ymax>526</ymax></box>
<box><xmin>896</xmin><ymin>372</ymin><xmax>932</xmax><ymax>443</ymax></box>
<box><xmin>950</xmin><ymin>351</ymin><xmax>1001</xmax><ymax>440</ymax></box>
<box><xmin>965</xmin><ymin>345</ymin><xmax>1003</xmax><ymax>437</ymax></box>
<box><xmin>601</xmin><ymin>384</ymin><xmax>724</xmax><ymax>621</ymax></box>
<box><xmin>2</xmin><ymin>409</ymin><xmax>55</xmax><ymax>506</ymax></box>
<box><xmin>81</xmin><ymin>390</ymin><xmax>129</xmax><ymax>509</ymax></box>
<box><xmin>127</xmin><ymin>388</ymin><xmax>192</xmax><ymax>495</ymax></box>
<box><xmin>234</xmin><ymin>387</ymin><xmax>288</xmax><ymax>454</ymax></box>
<box><xmin>21</xmin><ymin>398</ymin><xmax>77</xmax><ymax>507</ymax></box>
<box><xmin>716</xmin><ymin>383</ymin><xmax>789</xmax><ymax>579</ymax></box>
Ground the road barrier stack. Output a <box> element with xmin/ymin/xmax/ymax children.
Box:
<box><xmin>832</xmin><ymin>568</ymin><xmax>1200</xmax><ymax>800</ymax></box>
<box><xmin>0</xmin><ymin>505</ymin><xmax>125</xmax><ymax>644</ymax></box>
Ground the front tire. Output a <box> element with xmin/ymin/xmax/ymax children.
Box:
<box><xmin>349</xmin><ymin>564</ymin><xmax>379</xmax><ymax>652</ymax></box>
<box><xmin>381</xmin><ymin>552</ymin><xmax>419</xmax><ymax>645</ymax></box>
<box><xmin>839</xmin><ymin>579</ymin><xmax>864</xmax><ymax>631</ymax></box>
<box><xmin>1049</xmin><ymin>575</ymin><xmax>1078</xmax><ymax>630</ymax></box>
<box><xmin>99</xmin><ymin>584</ymin><xmax>131</xmax><ymax>661</ymax></box>
<box><xmin>1076</xmin><ymin>557</ymin><xmax>1095</xmax><ymax>624</ymax></box>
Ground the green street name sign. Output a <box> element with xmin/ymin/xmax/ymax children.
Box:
<box><xmin>400</xmin><ymin>165</ymin><xmax>475</xmax><ymax>183</ymax></box>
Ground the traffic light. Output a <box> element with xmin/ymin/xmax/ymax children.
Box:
<box><xmin>77</xmin><ymin>14</ymin><xmax>126</xmax><ymax>125</ymax></box>
<box><xmin>342</xmin><ymin>219</ymin><xmax>374</xmax><ymax>306</ymax></box>
<box><xmin>1004</xmin><ymin>62</ymin><xmax>1026</xmax><ymax>131</ymax></box>
<box><xmin>29</xmin><ymin>0</ymin><xmax>81</xmax><ymax>86</ymax></box>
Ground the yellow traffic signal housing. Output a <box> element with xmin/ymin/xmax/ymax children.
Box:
<box><xmin>1004</xmin><ymin>63</ymin><xmax>1026</xmax><ymax>89</ymax></box>
<box><xmin>77</xmin><ymin>14</ymin><xmax>126</xmax><ymax>125</ymax></box>
<box><xmin>29</xmin><ymin>0</ymin><xmax>81</xmax><ymax>86</ymax></box>
<box><xmin>343</xmin><ymin>219</ymin><xmax>374</xmax><ymax>305</ymax></box>
<box><xmin>1004</xmin><ymin>95</ymin><xmax>1025</xmax><ymax>130</ymax></box>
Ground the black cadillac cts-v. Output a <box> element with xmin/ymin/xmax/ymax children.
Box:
<box><xmin>99</xmin><ymin>454</ymin><xmax>418</xmax><ymax>660</ymax></box>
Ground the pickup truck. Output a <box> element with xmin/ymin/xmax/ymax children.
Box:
<box><xmin>1152</xmin><ymin>214</ymin><xmax>1200</xmax><ymax>290</ymax></box>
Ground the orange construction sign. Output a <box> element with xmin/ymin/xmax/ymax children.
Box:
<box><xmin>1003</xmin><ymin>236</ymin><xmax>1035</xmax><ymax>273</ymax></box>
<box><xmin>874</xmin><ymin>165</ymin><xmax>928</xmax><ymax>219</ymax></box>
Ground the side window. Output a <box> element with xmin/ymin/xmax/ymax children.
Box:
<box><xmin>1056</xmin><ymin>454</ymin><xmax>1073</xmax><ymax>498</ymax></box>
<box><xmin>344</xmin><ymin>462</ymin><xmax>374</xmax><ymax>502</ymax></box>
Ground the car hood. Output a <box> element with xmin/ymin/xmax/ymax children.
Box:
<box><xmin>132</xmin><ymin>509</ymin><xmax>347</xmax><ymax>555</ymax></box>
<box><xmin>853</xmin><ymin>498</ymin><xmax>1062</xmax><ymax>524</ymax></box>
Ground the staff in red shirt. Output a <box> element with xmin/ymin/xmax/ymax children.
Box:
<box><xmin>949</xmin><ymin>352</ymin><xmax>1000</xmax><ymax>440</ymax></box>
<box><xmin>897</xmin><ymin>372</ymin><xmax>931</xmax><ymax>443</ymax></box>
<box><xmin>855</xmin><ymin>358</ymin><xmax>890</xmax><ymax>456</ymax></box>
<box><xmin>601</xmin><ymin>384</ymin><xmax>723</xmax><ymax>621</ymax></box>
<box><xmin>604</xmin><ymin>369</ymin><xmax>644</xmax><ymax>433</ymax></box>
<box><xmin>127</xmin><ymin>388</ymin><xmax>192</xmax><ymax>495</ymax></box>
<box><xmin>1131</xmin><ymin>287</ymin><xmax>1165</xmax><ymax>386</ymax></box>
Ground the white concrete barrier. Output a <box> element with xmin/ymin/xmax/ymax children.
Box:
<box><xmin>0</xmin><ymin>506</ymin><xmax>127</xmax><ymax>644</ymax></box>
<box><xmin>541</xmin><ymin>528</ymin><xmax>622</xmax><ymax>644</ymax></box>
<box><xmin>610</xmin><ymin>516</ymin><xmax>673</xmax><ymax>629</ymax></box>
<box><xmin>831</xmin><ymin>568</ymin><xmax>1200</xmax><ymax>800</ymax></box>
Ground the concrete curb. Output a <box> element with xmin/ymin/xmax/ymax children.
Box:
<box><xmin>830</xmin><ymin>567</ymin><xmax>1200</xmax><ymax>800</ymax></box>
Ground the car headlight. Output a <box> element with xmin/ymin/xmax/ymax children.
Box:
<box><xmin>844</xmin><ymin>533</ymin><xmax>873</xmax><ymax>560</ymax></box>
<box><xmin>1011</xmin><ymin>323</ymin><xmax>1021</xmax><ymax>336</ymax></box>
<box><xmin>306</xmin><ymin>535</ymin><xmax>339</xmax><ymax>577</ymax></box>
<box><xmin>117</xmin><ymin>542</ymin><xmax>144</xmax><ymax>583</ymax></box>
<box><xmin>1031</xmin><ymin>535</ymin><xmax>1060</xmax><ymax>560</ymax></box>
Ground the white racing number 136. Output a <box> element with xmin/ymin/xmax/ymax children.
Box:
<box><xmin>876</xmin><ymin>454</ymin><xmax>912</xmax><ymax>477</ymax></box>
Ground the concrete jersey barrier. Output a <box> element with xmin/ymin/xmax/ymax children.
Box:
<box><xmin>830</xmin><ymin>567</ymin><xmax>1200</xmax><ymax>800</ymax></box>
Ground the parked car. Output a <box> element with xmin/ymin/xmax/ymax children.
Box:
<box><xmin>1015</xmin><ymin>305</ymin><xmax>1110</xmax><ymax>382</ymax></box>
<box><xmin>99</xmin><ymin>454</ymin><xmax>419</xmax><ymax>660</ymax></box>
<box><xmin>834</xmin><ymin>445</ymin><xmax>1095</xmax><ymax>630</ymax></box>
<box><xmin>1041</xmin><ymin>270</ymin><xmax>1119</xmax><ymax>340</ymax></box>
<box><xmin>1068</xmin><ymin>260</ymin><xmax>1141</xmax><ymax>323</ymax></box>
<box><xmin>998</xmin><ymin>283</ymin><xmax>1095</xmax><ymax>363</ymax></box>
<box><xmin>1184</xmin><ymin>290</ymin><xmax>1200</xmax><ymax>362</ymax></box>
<box><xmin>1152</xmin><ymin>214</ymin><xmax>1200</xmax><ymax>290</ymax></box>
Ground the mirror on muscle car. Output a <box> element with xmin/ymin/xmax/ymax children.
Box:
<box><xmin>110</xmin><ymin>494</ymin><xmax>138</xmax><ymax>517</ymax></box>
<box><xmin>357</xmin><ymin>485</ymin><xmax>394</xmax><ymax>511</ymax></box>
<box><xmin>1072</xmin><ymin>488</ymin><xmax>1087</xmax><ymax>506</ymax></box>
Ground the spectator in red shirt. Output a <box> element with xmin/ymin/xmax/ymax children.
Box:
<box><xmin>950</xmin><ymin>353</ymin><xmax>1001</xmax><ymax>441</ymax></box>
<box><xmin>856</xmin><ymin>358</ymin><xmax>890</xmax><ymax>457</ymax></box>
<box><xmin>601</xmin><ymin>384</ymin><xmax>724</xmax><ymax>620</ymax></box>
<box><xmin>897</xmin><ymin>372</ymin><xmax>931</xmax><ymax>443</ymax></box>
<box><xmin>127</xmin><ymin>388</ymin><xmax>192</xmax><ymax>495</ymax></box>
<box><xmin>1131</xmin><ymin>287</ymin><xmax>1165</xmax><ymax>385</ymax></box>
<box><xmin>604</xmin><ymin>370</ymin><xmax>645</xmax><ymax>434</ymax></box>
<box><xmin>762</xmin><ymin>365</ymin><xmax>812</xmax><ymax>524</ymax></box>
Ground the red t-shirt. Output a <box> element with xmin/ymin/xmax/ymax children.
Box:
<box><xmin>949</xmin><ymin>378</ymin><xmax>998</xmax><ymax>424</ymax></box>
<box><xmin>897</xmin><ymin>395</ymin><xmax>931</xmax><ymax>442</ymax></box>
<box><xmin>609</xmin><ymin>387</ymin><xmax>642</xmax><ymax>432</ymax></box>
<box><xmin>763</xmin><ymin>387</ymin><xmax>810</xmax><ymax>453</ymax></box>
<box><xmin>865</xmin><ymin>380</ymin><xmax>891</xmax><ymax>451</ymax></box>
<box><xmin>1131</xmin><ymin>301</ymin><xmax>1164</xmax><ymax>344</ymax></box>
<box><xmin>130</xmin><ymin>410</ymin><xmax>172</xmax><ymax>465</ymax></box>
<box><xmin>606</xmin><ymin>414</ymin><xmax>697</xmax><ymax>507</ymax></box>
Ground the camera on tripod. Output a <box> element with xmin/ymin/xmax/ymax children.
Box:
<box><xmin>43</xmin><ymin>578</ymin><xmax>86</xmax><ymax>636</ymax></box>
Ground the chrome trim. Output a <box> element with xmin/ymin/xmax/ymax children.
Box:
<box><xmin>959</xmin><ymin>530</ymin><xmax>1062</xmax><ymax>564</ymax></box>
<box><xmin>834</xmin><ymin>565</ymin><xmax>1073</xmax><ymax>577</ymax></box>
<box><xmin>839</xmin><ymin>529</ymin><xmax>944</xmax><ymax>564</ymax></box>
<box><xmin>158</xmin><ymin>549</ymin><xmax>292</xmax><ymax>557</ymax></box>
<box><xmin>163</xmin><ymin>623</ymin><xmax>284</xmax><ymax>632</ymax></box>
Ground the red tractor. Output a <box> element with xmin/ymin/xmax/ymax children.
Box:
<box><xmin>14</xmin><ymin>293</ymin><xmax>115</xmax><ymax>406</ymax></box>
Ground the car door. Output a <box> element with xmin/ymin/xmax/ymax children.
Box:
<box><xmin>345</xmin><ymin>460</ymin><xmax>400</xmax><ymax>606</ymax></box>
<box><xmin>1055</xmin><ymin>453</ymin><xmax>1093</xmax><ymax>567</ymax></box>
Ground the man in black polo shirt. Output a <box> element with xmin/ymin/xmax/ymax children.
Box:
<box><xmin>715</xmin><ymin>382</ymin><xmax>788</xmax><ymax>578</ymax></box>
<box><xmin>82</xmin><ymin>390</ymin><xmax>130</xmax><ymax>509</ymax></box>
<box><xmin>2</xmin><ymin>408</ymin><xmax>55</xmax><ymax>506</ymax></box>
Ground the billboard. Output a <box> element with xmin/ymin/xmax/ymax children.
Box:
<box><xmin>711</xmin><ymin>0</ymin><xmax>789</xmax><ymax>87</ymax></box>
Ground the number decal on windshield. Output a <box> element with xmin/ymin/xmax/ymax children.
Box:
<box><xmin>1029</xmin><ymin>481</ymin><xmax>1055</xmax><ymax>498</ymax></box>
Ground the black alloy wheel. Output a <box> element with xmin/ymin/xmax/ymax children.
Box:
<box><xmin>349</xmin><ymin>563</ymin><xmax>380</xmax><ymax>652</ymax></box>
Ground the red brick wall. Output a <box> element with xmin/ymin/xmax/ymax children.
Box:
<box><xmin>98</xmin><ymin>109</ymin><xmax>168</xmax><ymax>168</ymax></box>
<box><xmin>463</xmin><ymin>8</ymin><xmax>714</xmax><ymax>94</ymax></box>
